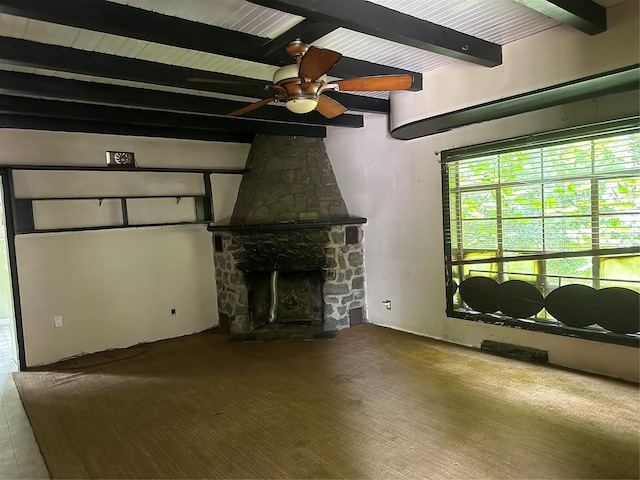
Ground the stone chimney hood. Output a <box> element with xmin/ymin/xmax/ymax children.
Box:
<box><xmin>209</xmin><ymin>135</ymin><xmax>365</xmax><ymax>231</ymax></box>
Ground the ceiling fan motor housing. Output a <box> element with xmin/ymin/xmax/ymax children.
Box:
<box><xmin>273</xmin><ymin>64</ymin><xmax>327</xmax><ymax>114</ymax></box>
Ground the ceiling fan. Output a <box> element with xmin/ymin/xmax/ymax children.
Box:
<box><xmin>193</xmin><ymin>41</ymin><xmax>414</xmax><ymax>119</ymax></box>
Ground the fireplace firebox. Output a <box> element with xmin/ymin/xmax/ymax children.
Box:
<box><xmin>211</xmin><ymin>224</ymin><xmax>366</xmax><ymax>334</ymax></box>
<box><xmin>249</xmin><ymin>270</ymin><xmax>323</xmax><ymax>328</ymax></box>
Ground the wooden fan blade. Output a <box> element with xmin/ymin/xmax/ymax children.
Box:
<box><xmin>299</xmin><ymin>46</ymin><xmax>342</xmax><ymax>82</ymax></box>
<box><xmin>333</xmin><ymin>75</ymin><xmax>414</xmax><ymax>91</ymax></box>
<box><xmin>316</xmin><ymin>95</ymin><xmax>347</xmax><ymax>119</ymax></box>
<box><xmin>229</xmin><ymin>97</ymin><xmax>274</xmax><ymax>116</ymax></box>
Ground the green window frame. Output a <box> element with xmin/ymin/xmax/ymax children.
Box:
<box><xmin>441</xmin><ymin>118</ymin><xmax>640</xmax><ymax>347</ymax></box>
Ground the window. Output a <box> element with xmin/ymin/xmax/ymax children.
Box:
<box><xmin>442</xmin><ymin>119</ymin><xmax>640</xmax><ymax>346</ymax></box>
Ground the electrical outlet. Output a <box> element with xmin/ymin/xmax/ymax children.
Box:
<box><xmin>171</xmin><ymin>308</ymin><xmax>176</xmax><ymax>316</ymax></box>
<box><xmin>54</xmin><ymin>316</ymin><xmax>63</xmax><ymax>327</ymax></box>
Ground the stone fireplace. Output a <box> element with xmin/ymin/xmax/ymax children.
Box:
<box><xmin>210</xmin><ymin>135</ymin><xmax>366</xmax><ymax>336</ymax></box>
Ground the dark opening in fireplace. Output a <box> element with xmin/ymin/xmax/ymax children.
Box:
<box><xmin>248</xmin><ymin>270</ymin><xmax>323</xmax><ymax>329</ymax></box>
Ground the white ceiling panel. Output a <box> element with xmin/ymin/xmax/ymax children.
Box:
<box><xmin>313</xmin><ymin>28</ymin><xmax>457</xmax><ymax>74</ymax></box>
<box><xmin>364</xmin><ymin>0</ymin><xmax>560</xmax><ymax>44</ymax></box>
<box><xmin>106</xmin><ymin>0</ymin><xmax>304</xmax><ymax>38</ymax></box>
<box><xmin>1</xmin><ymin>13</ymin><xmax>278</xmax><ymax>82</ymax></box>
<box><xmin>0</xmin><ymin>62</ymin><xmax>265</xmax><ymax>105</ymax></box>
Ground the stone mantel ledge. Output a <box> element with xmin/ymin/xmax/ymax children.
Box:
<box><xmin>208</xmin><ymin>217</ymin><xmax>367</xmax><ymax>232</ymax></box>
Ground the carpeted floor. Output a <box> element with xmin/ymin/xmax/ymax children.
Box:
<box><xmin>13</xmin><ymin>324</ymin><xmax>640</xmax><ymax>479</ymax></box>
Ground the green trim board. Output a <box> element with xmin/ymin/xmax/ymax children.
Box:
<box><xmin>392</xmin><ymin>65</ymin><xmax>639</xmax><ymax>140</ymax></box>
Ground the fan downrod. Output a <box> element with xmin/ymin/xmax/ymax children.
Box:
<box><xmin>285</xmin><ymin>40</ymin><xmax>309</xmax><ymax>61</ymax></box>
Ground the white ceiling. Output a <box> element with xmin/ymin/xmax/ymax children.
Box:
<box><xmin>0</xmin><ymin>0</ymin><xmax>612</xmax><ymax>96</ymax></box>
<box><xmin>0</xmin><ymin>0</ymin><xmax>627</xmax><ymax>129</ymax></box>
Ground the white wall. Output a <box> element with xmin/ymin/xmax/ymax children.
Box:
<box><xmin>211</xmin><ymin>173</ymin><xmax>243</xmax><ymax>225</ymax></box>
<box><xmin>0</xmin><ymin>130</ymin><xmax>250</xmax><ymax>366</ymax></box>
<box><xmin>16</xmin><ymin>226</ymin><xmax>217</xmax><ymax>366</ymax></box>
<box><xmin>0</xmin><ymin>129</ymin><xmax>249</xmax><ymax>169</ymax></box>
<box><xmin>326</xmin><ymin>0</ymin><xmax>640</xmax><ymax>382</ymax></box>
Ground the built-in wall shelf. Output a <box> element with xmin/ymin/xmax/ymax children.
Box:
<box><xmin>18</xmin><ymin>195</ymin><xmax>211</xmax><ymax>201</ymax></box>
<box><xmin>3</xmin><ymin>165</ymin><xmax>246</xmax><ymax>174</ymax></box>
<box><xmin>7</xmin><ymin>166</ymin><xmax>243</xmax><ymax>234</ymax></box>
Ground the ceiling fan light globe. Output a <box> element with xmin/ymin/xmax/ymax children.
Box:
<box><xmin>285</xmin><ymin>98</ymin><xmax>318</xmax><ymax>114</ymax></box>
<box><xmin>273</xmin><ymin>64</ymin><xmax>299</xmax><ymax>84</ymax></box>
<box><xmin>273</xmin><ymin>65</ymin><xmax>328</xmax><ymax>85</ymax></box>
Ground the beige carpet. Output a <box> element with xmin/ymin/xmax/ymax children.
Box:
<box><xmin>13</xmin><ymin>324</ymin><xmax>640</xmax><ymax>479</ymax></box>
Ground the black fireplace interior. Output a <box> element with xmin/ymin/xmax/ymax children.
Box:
<box><xmin>248</xmin><ymin>270</ymin><xmax>324</xmax><ymax>329</ymax></box>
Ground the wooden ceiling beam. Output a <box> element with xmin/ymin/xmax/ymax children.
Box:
<box><xmin>249</xmin><ymin>0</ymin><xmax>502</xmax><ymax>67</ymax></box>
<box><xmin>0</xmin><ymin>70</ymin><xmax>364</xmax><ymax>128</ymax></box>
<box><xmin>0</xmin><ymin>114</ymin><xmax>256</xmax><ymax>143</ymax></box>
<box><xmin>324</xmin><ymin>92</ymin><xmax>389</xmax><ymax>115</ymax></box>
<box><xmin>513</xmin><ymin>0</ymin><xmax>606</xmax><ymax>35</ymax></box>
<box><xmin>0</xmin><ymin>37</ymin><xmax>386</xmax><ymax>114</ymax></box>
<box><xmin>0</xmin><ymin>94</ymin><xmax>328</xmax><ymax>138</ymax></box>
<box><xmin>0</xmin><ymin>0</ymin><xmax>264</xmax><ymax>60</ymax></box>
<box><xmin>0</xmin><ymin>37</ymin><xmax>267</xmax><ymax>98</ymax></box>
